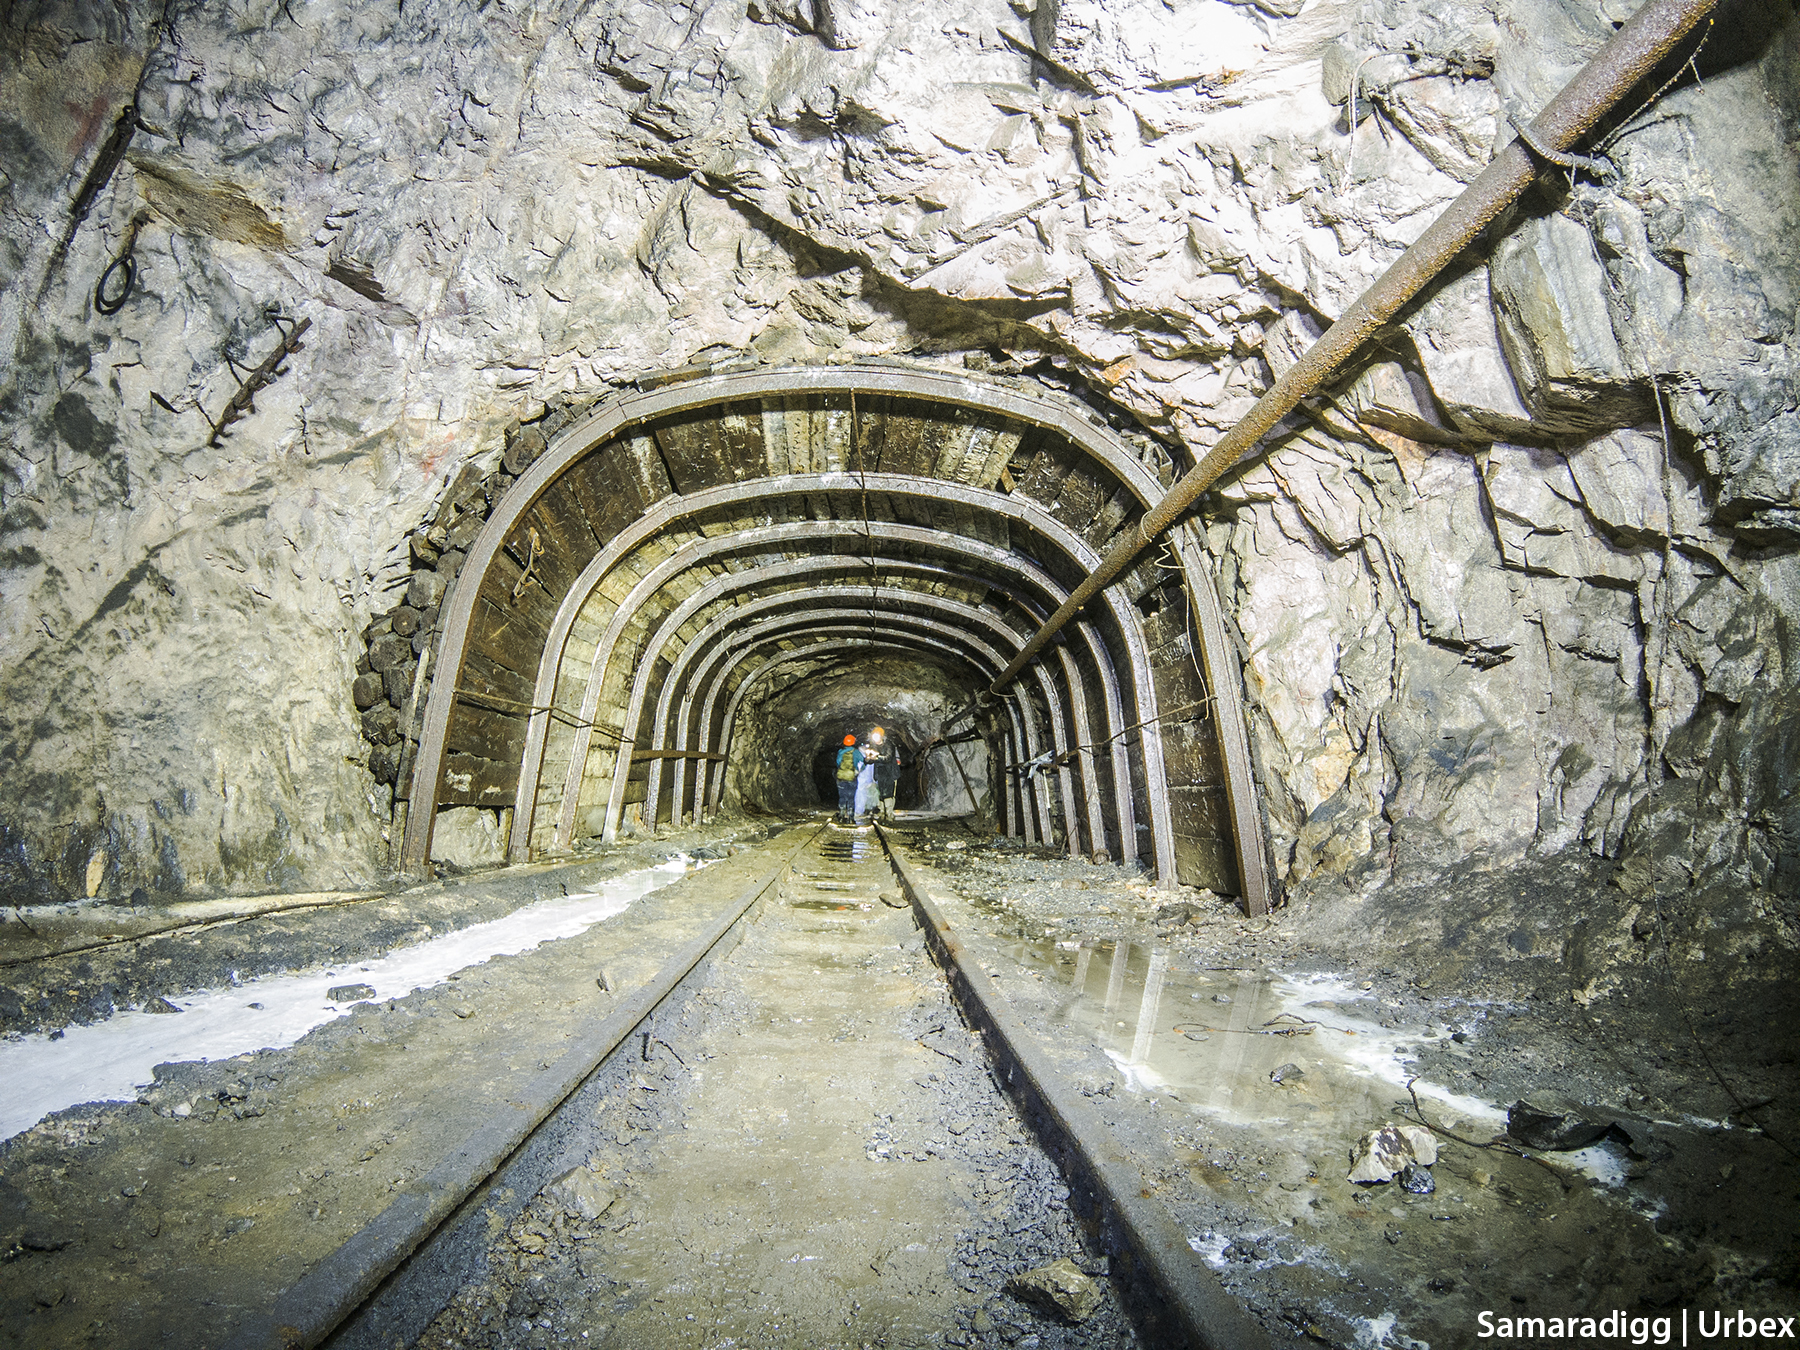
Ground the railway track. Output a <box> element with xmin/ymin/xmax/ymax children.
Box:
<box><xmin>221</xmin><ymin>823</ymin><xmax>1265</xmax><ymax>1350</ymax></box>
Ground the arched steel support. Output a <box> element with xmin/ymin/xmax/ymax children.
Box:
<box><xmin>612</xmin><ymin>602</ymin><xmax>1079</xmax><ymax>853</ymax></box>
<box><xmin>545</xmin><ymin>513</ymin><xmax>1077</xmax><ymax>854</ymax></box>
<box><xmin>405</xmin><ymin>365</ymin><xmax>1265</xmax><ymax>893</ymax></box>
<box><xmin>596</xmin><ymin>569</ymin><xmax>1094</xmax><ymax>856</ymax></box>
<box><xmin>698</xmin><ymin>632</ymin><xmax>1036</xmax><ymax>832</ymax></box>
<box><xmin>675</xmin><ymin>616</ymin><xmax>1046</xmax><ymax>845</ymax></box>
<box><xmin>509</xmin><ymin>518</ymin><xmax>1134</xmax><ymax>865</ymax></box>
<box><xmin>523</xmin><ymin>475</ymin><xmax>1169</xmax><ymax>875</ymax></box>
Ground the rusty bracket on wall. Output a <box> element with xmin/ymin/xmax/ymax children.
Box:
<box><xmin>207</xmin><ymin>314</ymin><xmax>312</xmax><ymax>447</ymax></box>
<box><xmin>41</xmin><ymin>105</ymin><xmax>139</xmax><ymax>299</ymax></box>
<box><xmin>510</xmin><ymin>527</ymin><xmax>544</xmax><ymax>601</ymax></box>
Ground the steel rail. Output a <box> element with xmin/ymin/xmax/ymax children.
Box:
<box><xmin>693</xmin><ymin>624</ymin><xmax>1050</xmax><ymax>843</ymax></box>
<box><xmin>642</xmin><ymin>604</ymin><xmax>1079</xmax><ymax>852</ymax></box>
<box><xmin>1173</xmin><ymin>523</ymin><xmax>1273</xmax><ymax>912</ymax></box>
<box><xmin>599</xmin><ymin>581</ymin><xmax>1091</xmax><ymax>855</ymax></box>
<box><xmin>879</xmin><ymin>828</ymin><xmax>1272</xmax><ymax>1349</ymax></box>
<box><xmin>223</xmin><ymin>827</ymin><xmax>822</xmax><ymax>1350</ymax></box>
<box><xmin>990</xmin><ymin>0</ymin><xmax>1722</xmax><ymax>694</ymax></box>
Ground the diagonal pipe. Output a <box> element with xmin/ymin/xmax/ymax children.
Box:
<box><xmin>990</xmin><ymin>0</ymin><xmax>1719</xmax><ymax>693</ymax></box>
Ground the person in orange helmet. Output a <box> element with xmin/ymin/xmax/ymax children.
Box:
<box><xmin>833</xmin><ymin>733</ymin><xmax>863</xmax><ymax>823</ymax></box>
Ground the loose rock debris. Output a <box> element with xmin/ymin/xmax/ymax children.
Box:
<box><xmin>1347</xmin><ymin>1124</ymin><xmax>1439</xmax><ymax>1185</ymax></box>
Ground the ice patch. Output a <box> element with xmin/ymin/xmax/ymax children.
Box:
<box><xmin>0</xmin><ymin>857</ymin><xmax>701</xmax><ymax>1142</ymax></box>
<box><xmin>1188</xmin><ymin>1231</ymin><xmax>1231</xmax><ymax>1268</ymax></box>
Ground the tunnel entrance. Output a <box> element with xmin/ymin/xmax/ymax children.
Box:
<box><xmin>726</xmin><ymin>655</ymin><xmax>993</xmax><ymax>823</ymax></box>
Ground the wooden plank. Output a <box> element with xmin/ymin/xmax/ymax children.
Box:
<box><xmin>856</xmin><ymin>393</ymin><xmax>896</xmax><ymax>472</ymax></box>
<box><xmin>456</xmin><ymin>649</ymin><xmax>536</xmax><ymax>706</ymax></box>
<box><xmin>875</xmin><ymin>400</ymin><xmax>935</xmax><ymax>476</ymax></box>
<box><xmin>444</xmin><ymin>705</ymin><xmax>528</xmax><ymax>764</ymax></box>
<box><xmin>1084</xmin><ymin>487</ymin><xmax>1134</xmax><ymax>550</ymax></box>
<box><xmin>1014</xmin><ymin>437</ymin><xmax>1076</xmax><ymax>505</ymax></box>
<box><xmin>630</xmin><ymin>749</ymin><xmax>727</xmax><ymax>762</ymax></box>
<box><xmin>965</xmin><ymin>424</ymin><xmax>1023</xmax><ymax>489</ymax></box>
<box><xmin>438</xmin><ymin>752</ymin><xmax>519</xmax><ymax>807</ymax></box>
<box><xmin>555</xmin><ymin>451</ymin><xmax>620</xmax><ymax>547</ymax></box>
<box><xmin>1049</xmin><ymin>465</ymin><xmax>1104</xmax><ymax>535</ymax></box>
<box><xmin>1159</xmin><ymin>718</ymin><xmax>1226</xmax><ymax>789</ymax></box>
<box><xmin>478</xmin><ymin>545</ymin><xmax>562</xmax><ymax>632</ymax></box>
<box><xmin>468</xmin><ymin>596</ymin><xmax>540</xmax><ymax>680</ymax></box>
<box><xmin>649</xmin><ymin>415</ymin><xmax>708</xmax><ymax>495</ymax></box>
<box><xmin>717</xmin><ymin>401</ymin><xmax>767</xmax><ymax>480</ymax></box>
<box><xmin>516</xmin><ymin>492</ymin><xmax>590</xmax><ymax>599</ymax></box>
<box><xmin>618</xmin><ymin>432</ymin><xmax>674</xmax><ymax>507</ymax></box>
<box><xmin>760</xmin><ymin>398</ymin><xmax>795</xmax><ymax>475</ymax></box>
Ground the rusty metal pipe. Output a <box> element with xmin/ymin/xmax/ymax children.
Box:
<box><xmin>989</xmin><ymin>0</ymin><xmax>1718</xmax><ymax>693</ymax></box>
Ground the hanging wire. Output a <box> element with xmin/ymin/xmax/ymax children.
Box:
<box><xmin>451</xmin><ymin>687</ymin><xmax>623</xmax><ymax>745</ymax></box>
<box><xmin>1594</xmin><ymin>16</ymin><xmax>1713</xmax><ymax>152</ymax></box>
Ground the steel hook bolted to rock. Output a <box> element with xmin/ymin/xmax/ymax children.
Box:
<box><xmin>206</xmin><ymin>314</ymin><xmax>312</xmax><ymax>447</ymax></box>
<box><xmin>988</xmin><ymin>0</ymin><xmax>1720</xmax><ymax>697</ymax></box>
<box><xmin>94</xmin><ymin>210</ymin><xmax>152</xmax><ymax>316</ymax></box>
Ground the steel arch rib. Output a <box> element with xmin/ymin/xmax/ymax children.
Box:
<box><xmin>597</xmin><ymin>568</ymin><xmax>1094</xmax><ymax>856</ymax></box>
<box><xmin>681</xmin><ymin>616</ymin><xmax>1047</xmax><ymax>846</ymax></box>
<box><xmin>526</xmin><ymin>475</ymin><xmax>1169</xmax><ymax>875</ymax></box>
<box><xmin>401</xmin><ymin>364</ymin><xmax>1252</xmax><ymax>883</ymax></box>
<box><xmin>642</xmin><ymin>573</ymin><xmax>1107</xmax><ymax>857</ymax></box>
<box><xmin>604</xmin><ymin>601</ymin><xmax>1080</xmax><ymax>854</ymax></box>
<box><xmin>634</xmin><ymin>558</ymin><xmax>1071</xmax><ymax>840</ymax></box>
<box><xmin>697</xmin><ymin>631</ymin><xmax>1035</xmax><ymax>830</ymax></box>
<box><xmin>696</xmin><ymin>637</ymin><xmax>1015</xmax><ymax>829</ymax></box>
<box><xmin>686</xmin><ymin>629</ymin><xmax>1038</xmax><ymax>840</ymax></box>
<box><xmin>515</xmin><ymin>517</ymin><xmax>1133</xmax><ymax>865</ymax></box>
<box><xmin>547</xmin><ymin>513</ymin><xmax>1074</xmax><ymax>853</ymax></box>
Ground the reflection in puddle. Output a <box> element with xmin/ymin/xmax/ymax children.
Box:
<box><xmin>1016</xmin><ymin>936</ymin><xmax>1515</xmax><ymax>1161</ymax></box>
<box><xmin>1012</xmin><ymin>937</ymin><xmax>1654</xmax><ymax>1194</ymax></box>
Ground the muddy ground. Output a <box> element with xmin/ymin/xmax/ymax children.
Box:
<box><xmin>409</xmin><ymin>826</ymin><xmax>1134</xmax><ymax>1350</ymax></box>
<box><xmin>906</xmin><ymin>831</ymin><xmax>1799</xmax><ymax>1346</ymax></box>
<box><xmin>2</xmin><ymin>814</ymin><xmax>1795</xmax><ymax>1349</ymax></box>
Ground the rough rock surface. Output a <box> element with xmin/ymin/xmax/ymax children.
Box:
<box><xmin>1</xmin><ymin>0</ymin><xmax>1796</xmax><ymax>963</ymax></box>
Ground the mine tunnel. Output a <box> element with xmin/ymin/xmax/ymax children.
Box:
<box><xmin>2</xmin><ymin>0</ymin><xmax>1797</xmax><ymax>1346</ymax></box>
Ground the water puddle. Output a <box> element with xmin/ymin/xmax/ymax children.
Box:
<box><xmin>0</xmin><ymin>856</ymin><xmax>704</xmax><ymax>1143</ymax></box>
<box><xmin>1002</xmin><ymin>937</ymin><xmax>1638</xmax><ymax>1188</ymax></box>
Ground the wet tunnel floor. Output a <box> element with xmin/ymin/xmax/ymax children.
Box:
<box><xmin>412</xmin><ymin>823</ymin><xmax>1136</xmax><ymax>1350</ymax></box>
<box><xmin>904</xmin><ymin>838</ymin><xmax>1798</xmax><ymax>1348</ymax></box>
<box><xmin>2</xmin><ymin>820</ymin><xmax>1793</xmax><ymax>1349</ymax></box>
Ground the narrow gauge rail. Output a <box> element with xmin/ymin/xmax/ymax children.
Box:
<box><xmin>224</xmin><ymin>825</ymin><xmax>1264</xmax><ymax>1350</ymax></box>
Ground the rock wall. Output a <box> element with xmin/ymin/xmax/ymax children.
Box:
<box><xmin>1</xmin><ymin>0</ymin><xmax>1795</xmax><ymax>907</ymax></box>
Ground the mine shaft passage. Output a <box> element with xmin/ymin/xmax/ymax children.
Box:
<box><xmin>731</xmin><ymin>652</ymin><xmax>991</xmax><ymax>818</ymax></box>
